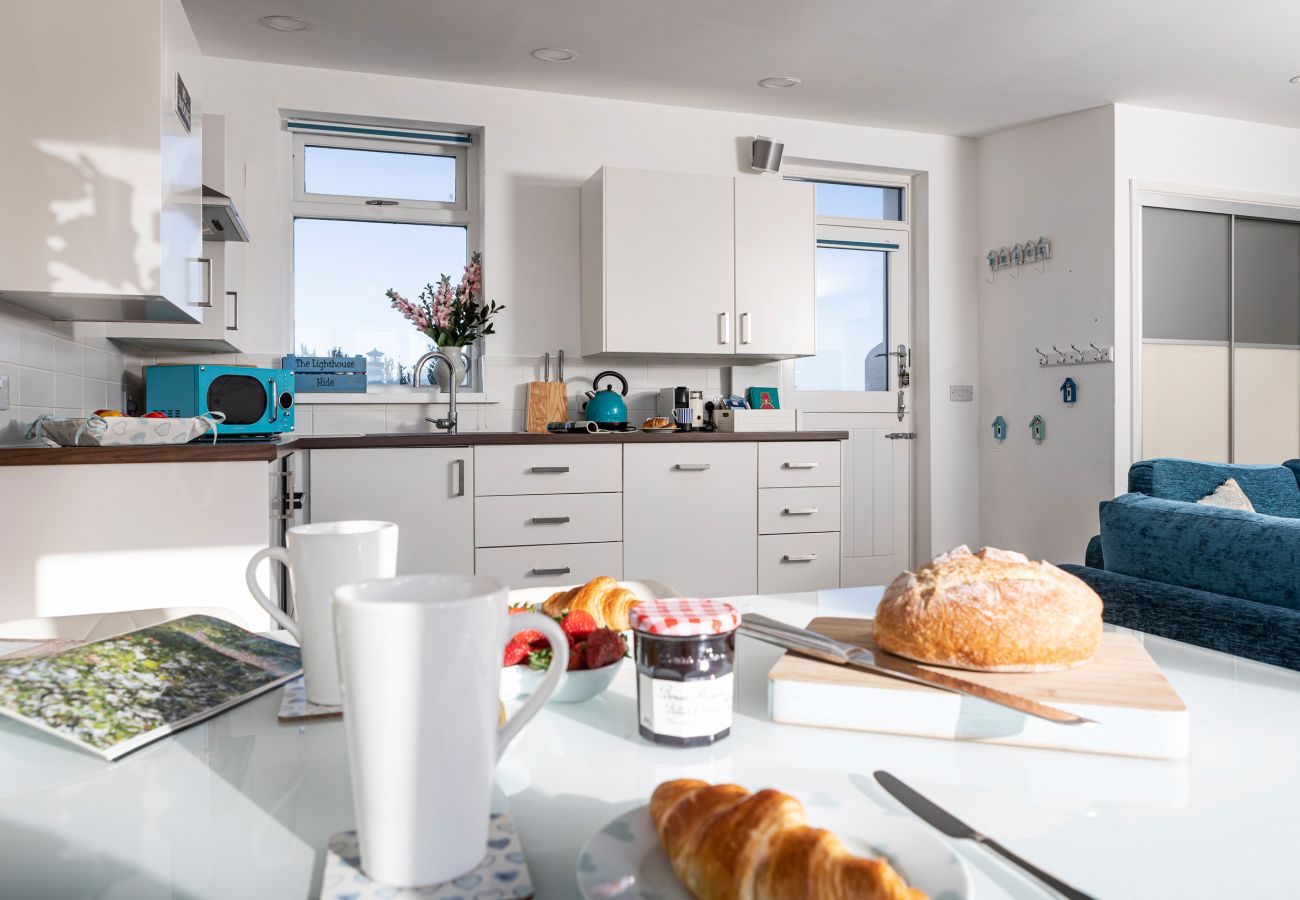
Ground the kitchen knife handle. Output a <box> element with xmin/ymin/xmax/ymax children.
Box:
<box><xmin>979</xmin><ymin>838</ymin><xmax>1097</xmax><ymax>900</ymax></box>
<box><xmin>557</xmin><ymin>349</ymin><xmax>564</xmax><ymax>381</ymax></box>
<box><xmin>544</xmin><ymin>352</ymin><xmax>550</xmax><ymax>382</ymax></box>
<box><xmin>738</xmin><ymin>614</ymin><xmax>852</xmax><ymax>666</ymax></box>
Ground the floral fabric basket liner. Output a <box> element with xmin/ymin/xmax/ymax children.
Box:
<box><xmin>26</xmin><ymin>412</ymin><xmax>226</xmax><ymax>447</ymax></box>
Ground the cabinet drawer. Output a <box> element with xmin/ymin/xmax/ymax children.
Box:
<box><xmin>623</xmin><ymin>443</ymin><xmax>757</xmax><ymax>597</ymax></box>
<box><xmin>758</xmin><ymin>487</ymin><xmax>841</xmax><ymax>535</ymax></box>
<box><xmin>475</xmin><ymin>493</ymin><xmax>622</xmax><ymax>548</ymax></box>
<box><xmin>758</xmin><ymin>441</ymin><xmax>841</xmax><ymax>488</ymax></box>
<box><xmin>475</xmin><ymin>542</ymin><xmax>623</xmax><ymax>589</ymax></box>
<box><xmin>475</xmin><ymin>444</ymin><xmax>621</xmax><ymax>496</ymax></box>
<box><xmin>758</xmin><ymin>532</ymin><xmax>840</xmax><ymax>593</ymax></box>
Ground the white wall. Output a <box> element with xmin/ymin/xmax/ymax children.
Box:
<box><xmin>201</xmin><ymin>57</ymin><xmax>981</xmax><ymax>560</ymax></box>
<box><xmin>1114</xmin><ymin>104</ymin><xmax>1300</xmax><ymax>478</ymax></box>
<box><xmin>977</xmin><ymin>106</ymin><xmax>1116</xmax><ymax>563</ymax></box>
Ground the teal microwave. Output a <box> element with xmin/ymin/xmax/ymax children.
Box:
<box><xmin>145</xmin><ymin>365</ymin><xmax>295</xmax><ymax>435</ymax></box>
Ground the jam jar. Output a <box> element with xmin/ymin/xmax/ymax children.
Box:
<box><xmin>630</xmin><ymin>599</ymin><xmax>740</xmax><ymax>747</ymax></box>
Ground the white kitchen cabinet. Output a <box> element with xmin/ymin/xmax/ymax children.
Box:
<box><xmin>734</xmin><ymin>178</ymin><xmax>816</xmax><ymax>356</ymax></box>
<box><xmin>476</xmin><ymin>542</ymin><xmax>623</xmax><ymax>590</ymax></box>
<box><xmin>0</xmin><ymin>0</ymin><xmax>204</xmax><ymax>324</ymax></box>
<box><xmin>107</xmin><ymin>113</ymin><xmax>246</xmax><ymax>352</ymax></box>
<box><xmin>582</xmin><ymin>167</ymin><xmax>737</xmax><ymax>356</ymax></box>
<box><xmin>580</xmin><ymin>167</ymin><xmax>816</xmax><ymax>359</ymax></box>
<box><xmin>308</xmin><ymin>448</ymin><xmax>474</xmax><ymax>576</ymax></box>
<box><xmin>758</xmin><ymin>532</ymin><xmax>842</xmax><ymax>593</ymax></box>
<box><xmin>623</xmin><ymin>443</ymin><xmax>758</xmax><ymax>597</ymax></box>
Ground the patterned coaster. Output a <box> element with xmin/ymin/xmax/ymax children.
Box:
<box><xmin>321</xmin><ymin>813</ymin><xmax>534</xmax><ymax>899</ymax></box>
<box><xmin>277</xmin><ymin>675</ymin><xmax>342</xmax><ymax>722</ymax></box>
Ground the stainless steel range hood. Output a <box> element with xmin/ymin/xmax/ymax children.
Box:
<box><xmin>202</xmin><ymin>185</ymin><xmax>250</xmax><ymax>242</ymax></box>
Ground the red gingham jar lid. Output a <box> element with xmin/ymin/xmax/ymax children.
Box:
<box><xmin>629</xmin><ymin>599</ymin><xmax>741</xmax><ymax>637</ymax></box>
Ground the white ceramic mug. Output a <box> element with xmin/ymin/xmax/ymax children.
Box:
<box><xmin>245</xmin><ymin>521</ymin><xmax>398</xmax><ymax>706</ymax></box>
<box><xmin>332</xmin><ymin>574</ymin><xmax>568</xmax><ymax>887</ymax></box>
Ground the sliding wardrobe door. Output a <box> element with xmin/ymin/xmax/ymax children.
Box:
<box><xmin>1141</xmin><ymin>207</ymin><xmax>1231</xmax><ymax>461</ymax></box>
<box><xmin>1232</xmin><ymin>218</ymin><xmax>1300</xmax><ymax>463</ymax></box>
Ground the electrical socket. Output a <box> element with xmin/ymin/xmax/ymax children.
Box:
<box><xmin>949</xmin><ymin>384</ymin><xmax>973</xmax><ymax>402</ymax></box>
<box><xmin>0</xmin><ymin>373</ymin><xmax>9</xmax><ymax>410</ymax></box>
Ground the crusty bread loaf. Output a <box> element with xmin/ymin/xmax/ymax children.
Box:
<box><xmin>541</xmin><ymin>576</ymin><xmax>640</xmax><ymax>631</ymax></box>
<box><xmin>650</xmin><ymin>779</ymin><xmax>926</xmax><ymax>900</ymax></box>
<box><xmin>873</xmin><ymin>546</ymin><xmax>1102</xmax><ymax>672</ymax></box>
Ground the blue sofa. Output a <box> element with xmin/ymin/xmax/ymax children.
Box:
<box><xmin>1060</xmin><ymin>458</ymin><xmax>1300</xmax><ymax>670</ymax></box>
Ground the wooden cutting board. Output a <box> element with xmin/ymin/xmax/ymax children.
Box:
<box><xmin>767</xmin><ymin>617</ymin><xmax>1189</xmax><ymax>759</ymax></box>
<box><xmin>524</xmin><ymin>382</ymin><xmax>568</xmax><ymax>433</ymax></box>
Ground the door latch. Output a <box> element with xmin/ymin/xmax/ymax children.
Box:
<box><xmin>895</xmin><ymin>389</ymin><xmax>907</xmax><ymax>423</ymax></box>
<box><xmin>885</xmin><ymin>432</ymin><xmax>916</xmax><ymax>440</ymax></box>
<box><xmin>876</xmin><ymin>343</ymin><xmax>911</xmax><ymax>387</ymax></box>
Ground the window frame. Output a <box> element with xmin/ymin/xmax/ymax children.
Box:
<box><xmin>288</xmin><ymin>126</ymin><xmax>484</xmax><ymax>398</ymax></box>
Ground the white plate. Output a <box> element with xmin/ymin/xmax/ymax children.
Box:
<box><xmin>505</xmin><ymin>579</ymin><xmax>680</xmax><ymax>608</ymax></box>
<box><xmin>577</xmin><ymin>802</ymin><xmax>970</xmax><ymax>900</ymax></box>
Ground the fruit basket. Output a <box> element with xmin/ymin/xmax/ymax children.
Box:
<box><xmin>26</xmin><ymin>412</ymin><xmax>226</xmax><ymax>447</ymax></box>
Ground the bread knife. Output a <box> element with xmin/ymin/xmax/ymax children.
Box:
<box><xmin>874</xmin><ymin>771</ymin><xmax>1097</xmax><ymax>899</ymax></box>
<box><xmin>739</xmin><ymin>614</ymin><xmax>1094</xmax><ymax>726</ymax></box>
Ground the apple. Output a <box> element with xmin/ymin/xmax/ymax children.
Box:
<box><xmin>142</xmin><ymin>411</ymin><xmax>167</xmax><ymax>419</ymax></box>
<box><xmin>93</xmin><ymin>409</ymin><xmax>124</xmax><ymax>417</ymax></box>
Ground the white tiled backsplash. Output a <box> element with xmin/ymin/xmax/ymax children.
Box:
<box><xmin>0</xmin><ymin>309</ymin><xmax>139</xmax><ymax>446</ymax></box>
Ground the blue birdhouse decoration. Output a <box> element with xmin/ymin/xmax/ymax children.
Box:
<box><xmin>991</xmin><ymin>415</ymin><xmax>1007</xmax><ymax>442</ymax></box>
<box><xmin>1060</xmin><ymin>377</ymin><xmax>1078</xmax><ymax>405</ymax></box>
<box><xmin>1029</xmin><ymin>415</ymin><xmax>1046</xmax><ymax>444</ymax></box>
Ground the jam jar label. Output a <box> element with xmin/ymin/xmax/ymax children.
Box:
<box><xmin>638</xmin><ymin>673</ymin><xmax>734</xmax><ymax>739</ymax></box>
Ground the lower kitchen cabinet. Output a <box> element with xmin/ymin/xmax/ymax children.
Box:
<box><xmin>308</xmin><ymin>447</ymin><xmax>474</xmax><ymax>576</ymax></box>
<box><xmin>758</xmin><ymin>532</ymin><xmax>841</xmax><ymax>593</ymax></box>
<box><xmin>623</xmin><ymin>443</ymin><xmax>758</xmax><ymax>597</ymax></box>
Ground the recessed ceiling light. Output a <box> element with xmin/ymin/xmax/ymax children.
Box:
<box><xmin>758</xmin><ymin>76</ymin><xmax>801</xmax><ymax>89</ymax></box>
<box><xmin>258</xmin><ymin>15</ymin><xmax>311</xmax><ymax>32</ymax></box>
<box><xmin>1291</xmin><ymin>74</ymin><xmax>1300</xmax><ymax>85</ymax></box>
<box><xmin>531</xmin><ymin>47</ymin><xmax>579</xmax><ymax>62</ymax></box>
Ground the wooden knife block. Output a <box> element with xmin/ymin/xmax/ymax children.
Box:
<box><xmin>525</xmin><ymin>382</ymin><xmax>568</xmax><ymax>433</ymax></box>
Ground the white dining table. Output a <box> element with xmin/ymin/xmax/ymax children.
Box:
<box><xmin>1</xmin><ymin>585</ymin><xmax>1298</xmax><ymax>899</ymax></box>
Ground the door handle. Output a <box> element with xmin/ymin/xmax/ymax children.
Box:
<box><xmin>782</xmin><ymin>462</ymin><xmax>818</xmax><ymax>469</ymax></box>
<box><xmin>268</xmin><ymin>378</ymin><xmax>278</xmax><ymax>423</ymax></box>
<box><xmin>225</xmin><ymin>291</ymin><xmax>239</xmax><ymax>331</ymax></box>
<box><xmin>741</xmin><ymin>311</ymin><xmax>752</xmax><ymax>345</ymax></box>
<box><xmin>674</xmin><ymin>463</ymin><xmax>711</xmax><ymax>471</ymax></box>
<box><xmin>783</xmin><ymin>554</ymin><xmax>818</xmax><ymax>562</ymax></box>
<box><xmin>783</xmin><ymin>508</ymin><xmax>819</xmax><ymax>515</ymax></box>
<box><xmin>530</xmin><ymin>566</ymin><xmax>571</xmax><ymax>577</ymax></box>
<box><xmin>530</xmin><ymin>466</ymin><xmax>569</xmax><ymax>474</ymax></box>
<box><xmin>453</xmin><ymin>458</ymin><xmax>466</xmax><ymax>496</ymax></box>
<box><xmin>719</xmin><ymin>311</ymin><xmax>730</xmax><ymax>344</ymax></box>
<box><xmin>192</xmin><ymin>257</ymin><xmax>213</xmax><ymax>308</ymax></box>
<box><xmin>530</xmin><ymin>516</ymin><xmax>570</xmax><ymax>525</ymax></box>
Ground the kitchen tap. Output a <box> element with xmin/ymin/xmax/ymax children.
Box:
<box><xmin>414</xmin><ymin>350</ymin><xmax>458</xmax><ymax>434</ymax></box>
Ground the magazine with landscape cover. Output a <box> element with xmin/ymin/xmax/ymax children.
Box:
<box><xmin>0</xmin><ymin>615</ymin><xmax>301</xmax><ymax>760</ymax></box>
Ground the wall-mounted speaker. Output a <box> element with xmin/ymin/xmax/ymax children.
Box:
<box><xmin>751</xmin><ymin>136</ymin><xmax>784</xmax><ymax>173</ymax></box>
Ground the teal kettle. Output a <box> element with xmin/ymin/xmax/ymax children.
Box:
<box><xmin>582</xmin><ymin>370</ymin><xmax>629</xmax><ymax>428</ymax></box>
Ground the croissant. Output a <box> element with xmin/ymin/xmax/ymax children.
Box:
<box><xmin>650</xmin><ymin>779</ymin><xmax>927</xmax><ymax>900</ymax></box>
<box><xmin>541</xmin><ymin>576</ymin><xmax>640</xmax><ymax>631</ymax></box>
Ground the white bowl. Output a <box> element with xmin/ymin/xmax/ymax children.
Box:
<box><xmin>501</xmin><ymin>656</ymin><xmax>624</xmax><ymax>704</ymax></box>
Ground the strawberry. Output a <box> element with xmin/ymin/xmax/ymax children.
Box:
<box><xmin>508</xmin><ymin>605</ymin><xmax>547</xmax><ymax>645</ymax></box>
<box><xmin>568</xmin><ymin>641</ymin><xmax>587</xmax><ymax>670</ymax></box>
<box><xmin>503</xmin><ymin>637</ymin><xmax>530</xmax><ymax>667</ymax></box>
<box><xmin>585</xmin><ymin>628</ymin><xmax>627</xmax><ymax>670</ymax></box>
<box><xmin>561</xmin><ymin>610</ymin><xmax>598</xmax><ymax>644</ymax></box>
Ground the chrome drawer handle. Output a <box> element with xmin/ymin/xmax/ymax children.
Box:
<box><xmin>530</xmin><ymin>566</ymin><xmax>571</xmax><ymax>576</ymax></box>
<box><xmin>783</xmin><ymin>462</ymin><xmax>818</xmax><ymax>469</ymax></box>
<box><xmin>783</xmin><ymin>508</ymin><xmax>819</xmax><ymax>516</ymax></box>
<box><xmin>530</xmin><ymin>466</ymin><xmax>569</xmax><ymax>474</ymax></box>
<box><xmin>530</xmin><ymin>516</ymin><xmax>571</xmax><ymax>525</ymax></box>
<box><xmin>674</xmin><ymin>463</ymin><xmax>711</xmax><ymax>471</ymax></box>
<box><xmin>783</xmin><ymin>554</ymin><xmax>818</xmax><ymax>562</ymax></box>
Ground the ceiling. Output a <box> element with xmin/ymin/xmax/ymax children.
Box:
<box><xmin>183</xmin><ymin>0</ymin><xmax>1300</xmax><ymax>137</ymax></box>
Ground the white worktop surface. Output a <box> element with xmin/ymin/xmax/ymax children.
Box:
<box><xmin>1</xmin><ymin>586</ymin><xmax>1297</xmax><ymax>898</ymax></box>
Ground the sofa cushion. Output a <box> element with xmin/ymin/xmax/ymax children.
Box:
<box><xmin>1100</xmin><ymin>492</ymin><xmax>1300</xmax><ymax>611</ymax></box>
<box><xmin>1286</xmin><ymin>460</ymin><xmax>1300</xmax><ymax>492</ymax></box>
<box><xmin>1128</xmin><ymin>458</ymin><xmax>1300</xmax><ymax>518</ymax></box>
<box><xmin>1195</xmin><ymin>477</ymin><xmax>1255</xmax><ymax>512</ymax></box>
<box><xmin>1060</xmin><ymin>563</ymin><xmax>1300</xmax><ymax>671</ymax></box>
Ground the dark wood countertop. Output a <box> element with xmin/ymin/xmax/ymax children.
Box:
<box><xmin>0</xmin><ymin>430</ymin><xmax>848</xmax><ymax>466</ymax></box>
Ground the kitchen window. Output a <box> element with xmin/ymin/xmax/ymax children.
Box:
<box><xmin>788</xmin><ymin>178</ymin><xmax>909</xmax><ymax>393</ymax></box>
<box><xmin>288</xmin><ymin>120</ymin><xmax>482</xmax><ymax>390</ymax></box>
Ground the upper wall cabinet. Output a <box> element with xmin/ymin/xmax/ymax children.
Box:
<box><xmin>581</xmin><ymin>167</ymin><xmax>815</xmax><ymax>358</ymax></box>
<box><xmin>0</xmin><ymin>0</ymin><xmax>204</xmax><ymax>324</ymax></box>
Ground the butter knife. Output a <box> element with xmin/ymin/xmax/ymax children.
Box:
<box><xmin>739</xmin><ymin>613</ymin><xmax>1094</xmax><ymax>726</ymax></box>
<box><xmin>874</xmin><ymin>770</ymin><xmax>1096</xmax><ymax>900</ymax></box>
